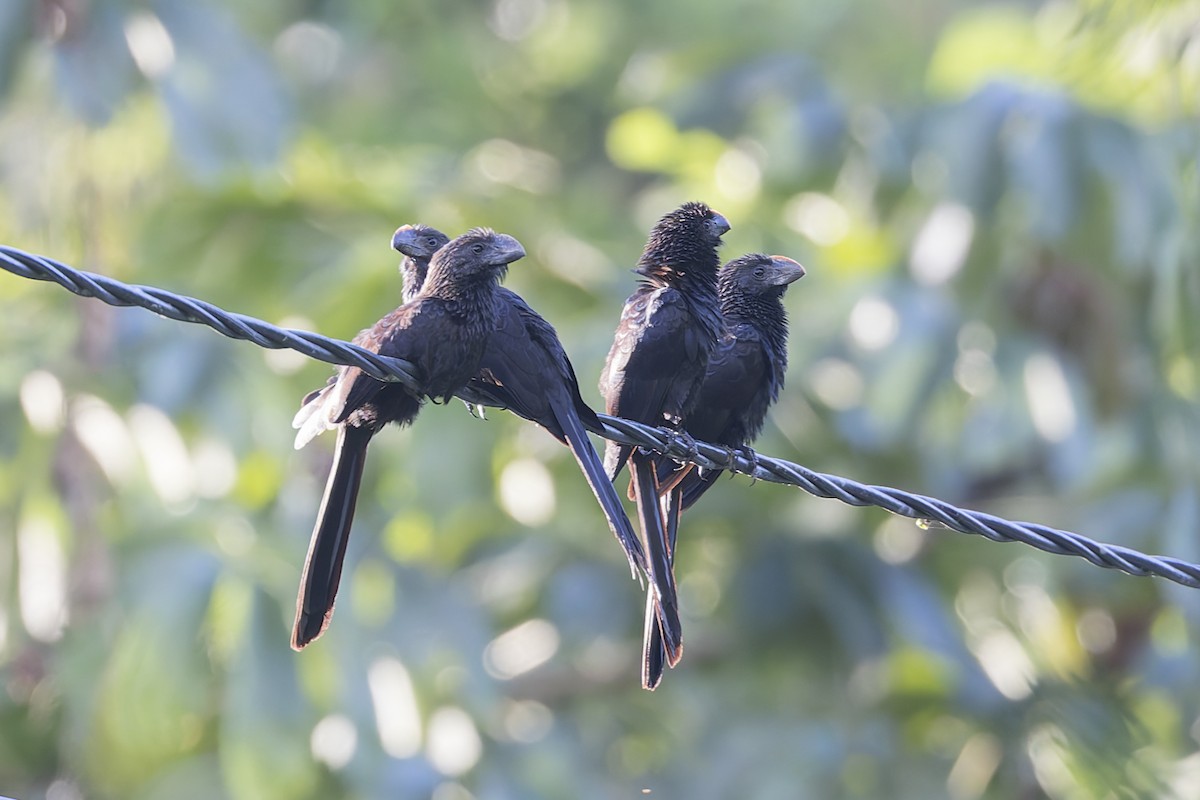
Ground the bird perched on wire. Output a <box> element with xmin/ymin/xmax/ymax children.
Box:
<box><xmin>390</xmin><ymin>223</ymin><xmax>647</xmax><ymax>578</ymax></box>
<box><xmin>290</xmin><ymin>228</ymin><xmax>526</xmax><ymax>650</ymax></box>
<box><xmin>599</xmin><ymin>201</ymin><xmax>730</xmax><ymax>687</ymax></box>
<box><xmin>643</xmin><ymin>251</ymin><xmax>806</xmax><ymax>688</ymax></box>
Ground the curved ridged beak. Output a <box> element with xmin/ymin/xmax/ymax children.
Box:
<box><xmin>711</xmin><ymin>212</ymin><xmax>732</xmax><ymax>237</ymax></box>
<box><xmin>768</xmin><ymin>255</ymin><xmax>806</xmax><ymax>285</ymax></box>
<box><xmin>391</xmin><ymin>225</ymin><xmax>421</xmax><ymax>256</ymax></box>
<box><xmin>492</xmin><ymin>233</ymin><xmax>526</xmax><ymax>266</ymax></box>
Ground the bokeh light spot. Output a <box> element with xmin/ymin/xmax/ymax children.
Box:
<box><xmin>426</xmin><ymin>707</ymin><xmax>483</xmax><ymax>776</ymax></box>
<box><xmin>498</xmin><ymin>458</ymin><xmax>556</xmax><ymax>526</ymax></box>
<box><xmin>484</xmin><ymin>618</ymin><xmax>560</xmax><ymax>679</ymax></box>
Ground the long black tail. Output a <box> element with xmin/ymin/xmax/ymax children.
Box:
<box><xmin>555</xmin><ymin>396</ymin><xmax>647</xmax><ymax>576</ymax></box>
<box><xmin>642</xmin><ymin>482</ymin><xmax>684</xmax><ymax>689</ymax></box>
<box><xmin>630</xmin><ymin>451</ymin><xmax>681</xmax><ymax>680</ymax></box>
<box><xmin>292</xmin><ymin>424</ymin><xmax>373</xmax><ymax>650</ymax></box>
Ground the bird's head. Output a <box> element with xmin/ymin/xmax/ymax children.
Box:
<box><xmin>429</xmin><ymin>228</ymin><xmax>526</xmax><ymax>282</ymax></box>
<box><xmin>719</xmin><ymin>253</ymin><xmax>806</xmax><ymax>299</ymax></box>
<box><xmin>636</xmin><ymin>201</ymin><xmax>731</xmax><ymax>280</ymax></box>
<box><xmin>657</xmin><ymin>201</ymin><xmax>731</xmax><ymax>246</ymax></box>
<box><xmin>392</xmin><ymin>224</ymin><xmax>451</xmax><ymax>259</ymax></box>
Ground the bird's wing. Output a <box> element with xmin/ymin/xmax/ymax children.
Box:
<box><xmin>688</xmin><ymin>330</ymin><xmax>770</xmax><ymax>440</ymax></box>
<box><xmin>601</xmin><ymin>287</ymin><xmax>702</xmax><ymax>478</ymax></box>
<box><xmin>507</xmin><ymin>290</ymin><xmax>605</xmax><ymax>434</ymax></box>
<box><xmin>327</xmin><ymin>303</ymin><xmax>429</xmax><ymax>423</ymax></box>
<box><xmin>470</xmin><ymin>299</ymin><xmax>559</xmax><ymax>434</ymax></box>
<box><xmin>664</xmin><ymin>330</ymin><xmax>771</xmax><ymax>506</ymax></box>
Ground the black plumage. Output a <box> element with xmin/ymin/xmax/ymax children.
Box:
<box><xmin>598</xmin><ymin>201</ymin><xmax>730</xmax><ymax>687</ymax></box>
<box><xmin>643</xmin><ymin>251</ymin><xmax>805</xmax><ymax>688</ymax></box>
<box><xmin>391</xmin><ymin>225</ymin><xmax>647</xmax><ymax>576</ymax></box>
<box><xmin>290</xmin><ymin>228</ymin><xmax>526</xmax><ymax>650</ymax></box>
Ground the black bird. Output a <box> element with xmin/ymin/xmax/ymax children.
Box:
<box><xmin>599</xmin><ymin>201</ymin><xmax>730</xmax><ymax>686</ymax></box>
<box><xmin>391</xmin><ymin>224</ymin><xmax>647</xmax><ymax>576</ymax></box>
<box><xmin>290</xmin><ymin>228</ymin><xmax>526</xmax><ymax>650</ymax></box>
<box><xmin>643</xmin><ymin>252</ymin><xmax>806</xmax><ymax>688</ymax></box>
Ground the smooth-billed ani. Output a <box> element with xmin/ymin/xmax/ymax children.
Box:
<box><xmin>391</xmin><ymin>224</ymin><xmax>647</xmax><ymax>575</ymax></box>
<box><xmin>599</xmin><ymin>201</ymin><xmax>730</xmax><ymax>684</ymax></box>
<box><xmin>643</xmin><ymin>252</ymin><xmax>805</xmax><ymax>688</ymax></box>
<box><xmin>290</xmin><ymin>228</ymin><xmax>526</xmax><ymax>650</ymax></box>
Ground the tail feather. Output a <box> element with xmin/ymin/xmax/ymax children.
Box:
<box><xmin>630</xmin><ymin>452</ymin><xmax>681</xmax><ymax>663</ymax></box>
<box><xmin>556</xmin><ymin>397</ymin><xmax>646</xmax><ymax>575</ymax></box>
<box><xmin>663</xmin><ymin>484</ymin><xmax>680</xmax><ymax>563</ymax></box>
<box><xmin>642</xmin><ymin>482</ymin><xmax>684</xmax><ymax>689</ymax></box>
<box><xmin>662</xmin><ymin>485</ymin><xmax>683</xmax><ymax>668</ymax></box>
<box><xmin>293</xmin><ymin>388</ymin><xmax>337</xmax><ymax>450</ymax></box>
<box><xmin>604</xmin><ymin>439</ymin><xmax>632</xmax><ymax>483</ymax></box>
<box><xmin>641</xmin><ymin>589</ymin><xmax>667</xmax><ymax>690</ymax></box>
<box><xmin>292</xmin><ymin>424</ymin><xmax>373</xmax><ymax>650</ymax></box>
<box><xmin>292</xmin><ymin>374</ymin><xmax>342</xmax><ymax>449</ymax></box>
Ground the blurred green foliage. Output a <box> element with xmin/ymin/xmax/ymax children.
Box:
<box><xmin>0</xmin><ymin>0</ymin><xmax>1198</xmax><ymax>797</ymax></box>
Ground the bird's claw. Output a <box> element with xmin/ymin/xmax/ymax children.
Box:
<box><xmin>719</xmin><ymin>445</ymin><xmax>738</xmax><ymax>470</ymax></box>
<box><xmin>465</xmin><ymin>401</ymin><xmax>488</xmax><ymax>420</ymax></box>
<box><xmin>666</xmin><ymin>429</ymin><xmax>699</xmax><ymax>467</ymax></box>
<box><xmin>733</xmin><ymin>445</ymin><xmax>759</xmax><ymax>482</ymax></box>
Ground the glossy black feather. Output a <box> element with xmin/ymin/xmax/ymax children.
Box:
<box><xmin>393</xmin><ymin>227</ymin><xmax>646</xmax><ymax>575</ymax></box>
<box><xmin>643</xmin><ymin>252</ymin><xmax>804</xmax><ymax>687</ymax></box>
<box><xmin>600</xmin><ymin>202</ymin><xmax>727</xmax><ymax>480</ymax></box>
<box><xmin>292</xmin><ymin>424</ymin><xmax>373</xmax><ymax>647</ymax></box>
<box><xmin>599</xmin><ymin>201</ymin><xmax>730</xmax><ymax>688</ymax></box>
<box><xmin>291</xmin><ymin>228</ymin><xmax>525</xmax><ymax>649</ymax></box>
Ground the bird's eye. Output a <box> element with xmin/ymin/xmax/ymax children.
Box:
<box><xmin>753</xmin><ymin>267</ymin><xmax>766</xmax><ymax>279</ymax></box>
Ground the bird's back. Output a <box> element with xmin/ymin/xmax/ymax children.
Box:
<box><xmin>482</xmin><ymin>289</ymin><xmax>603</xmax><ymax>438</ymax></box>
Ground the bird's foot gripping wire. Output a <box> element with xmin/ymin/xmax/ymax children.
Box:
<box><xmin>665</xmin><ymin>429</ymin><xmax>699</xmax><ymax>468</ymax></box>
<box><xmin>8</xmin><ymin>245</ymin><xmax>1200</xmax><ymax>601</ymax></box>
<box><xmin>733</xmin><ymin>445</ymin><xmax>760</xmax><ymax>483</ymax></box>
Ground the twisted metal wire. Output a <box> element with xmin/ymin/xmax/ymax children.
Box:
<box><xmin>0</xmin><ymin>246</ymin><xmax>421</xmax><ymax>387</ymax></box>
<box><xmin>3</xmin><ymin>244</ymin><xmax>1198</xmax><ymax>590</ymax></box>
